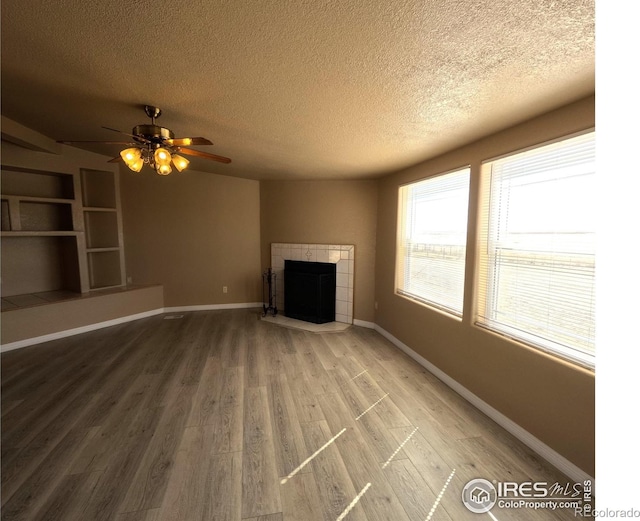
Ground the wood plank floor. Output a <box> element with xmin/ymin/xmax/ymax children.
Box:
<box><xmin>1</xmin><ymin>309</ymin><xmax>584</xmax><ymax>520</ymax></box>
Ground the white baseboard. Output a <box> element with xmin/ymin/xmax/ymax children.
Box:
<box><xmin>164</xmin><ymin>302</ymin><xmax>263</xmax><ymax>312</ymax></box>
<box><xmin>1</xmin><ymin>308</ymin><xmax>165</xmax><ymax>352</ymax></box>
<box><xmin>373</xmin><ymin>324</ymin><xmax>594</xmax><ymax>487</ymax></box>
<box><xmin>353</xmin><ymin>318</ymin><xmax>376</xmax><ymax>329</ymax></box>
<box><xmin>1</xmin><ymin>302</ymin><xmax>264</xmax><ymax>352</ymax></box>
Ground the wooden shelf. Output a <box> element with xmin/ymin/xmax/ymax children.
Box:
<box><xmin>87</xmin><ymin>283</ymin><xmax>125</xmax><ymax>292</ymax></box>
<box><xmin>83</xmin><ymin>206</ymin><xmax>117</xmax><ymax>212</ymax></box>
<box><xmin>1</xmin><ymin>230</ymin><xmax>81</xmax><ymax>237</ymax></box>
<box><xmin>2</xmin><ymin>195</ymin><xmax>75</xmax><ymax>205</ymax></box>
<box><xmin>86</xmin><ymin>247</ymin><xmax>120</xmax><ymax>253</ymax></box>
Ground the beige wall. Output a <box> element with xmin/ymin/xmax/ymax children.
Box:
<box><xmin>260</xmin><ymin>180</ymin><xmax>378</xmax><ymax>323</ymax></box>
<box><xmin>120</xmin><ymin>169</ymin><xmax>262</xmax><ymax>307</ymax></box>
<box><xmin>375</xmin><ymin>95</ymin><xmax>596</xmax><ymax>476</ymax></box>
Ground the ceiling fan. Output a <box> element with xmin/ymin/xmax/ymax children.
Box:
<box><xmin>58</xmin><ymin>105</ymin><xmax>231</xmax><ymax>175</ymax></box>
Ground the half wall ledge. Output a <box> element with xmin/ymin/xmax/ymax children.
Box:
<box><xmin>1</xmin><ymin>285</ymin><xmax>164</xmax><ymax>349</ymax></box>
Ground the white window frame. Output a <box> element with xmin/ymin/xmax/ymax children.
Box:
<box><xmin>395</xmin><ymin>167</ymin><xmax>471</xmax><ymax>317</ymax></box>
<box><xmin>475</xmin><ymin>130</ymin><xmax>596</xmax><ymax>368</ymax></box>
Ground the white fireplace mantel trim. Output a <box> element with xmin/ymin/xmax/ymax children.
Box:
<box><xmin>270</xmin><ymin>243</ymin><xmax>354</xmax><ymax>324</ymax></box>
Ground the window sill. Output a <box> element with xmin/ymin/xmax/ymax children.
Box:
<box><xmin>394</xmin><ymin>290</ymin><xmax>463</xmax><ymax>322</ymax></box>
<box><xmin>473</xmin><ymin>321</ymin><xmax>595</xmax><ymax>372</ymax></box>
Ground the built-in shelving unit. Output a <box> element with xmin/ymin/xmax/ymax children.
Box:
<box><xmin>1</xmin><ymin>163</ymin><xmax>125</xmax><ymax>305</ymax></box>
<box><xmin>1</xmin><ymin>166</ymin><xmax>84</xmax><ymax>298</ymax></box>
<box><xmin>81</xmin><ymin>168</ymin><xmax>125</xmax><ymax>291</ymax></box>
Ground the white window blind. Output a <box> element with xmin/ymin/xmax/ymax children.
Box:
<box><xmin>476</xmin><ymin>131</ymin><xmax>596</xmax><ymax>366</ymax></box>
<box><xmin>396</xmin><ymin>168</ymin><xmax>470</xmax><ymax>316</ymax></box>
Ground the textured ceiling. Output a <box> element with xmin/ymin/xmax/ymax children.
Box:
<box><xmin>1</xmin><ymin>0</ymin><xmax>594</xmax><ymax>180</ymax></box>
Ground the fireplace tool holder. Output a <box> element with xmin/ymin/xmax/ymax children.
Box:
<box><xmin>262</xmin><ymin>268</ymin><xmax>278</xmax><ymax>317</ymax></box>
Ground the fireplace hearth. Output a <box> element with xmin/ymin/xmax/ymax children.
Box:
<box><xmin>284</xmin><ymin>260</ymin><xmax>336</xmax><ymax>324</ymax></box>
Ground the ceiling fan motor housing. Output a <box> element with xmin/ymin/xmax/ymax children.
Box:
<box><xmin>132</xmin><ymin>124</ymin><xmax>174</xmax><ymax>146</ymax></box>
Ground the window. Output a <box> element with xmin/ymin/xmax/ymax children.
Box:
<box><xmin>476</xmin><ymin>131</ymin><xmax>595</xmax><ymax>366</ymax></box>
<box><xmin>396</xmin><ymin>167</ymin><xmax>470</xmax><ymax>316</ymax></box>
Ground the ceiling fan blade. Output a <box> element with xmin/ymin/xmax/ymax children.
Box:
<box><xmin>166</xmin><ymin>137</ymin><xmax>213</xmax><ymax>146</ymax></box>
<box><xmin>107</xmin><ymin>156</ymin><xmax>123</xmax><ymax>163</ymax></box>
<box><xmin>102</xmin><ymin>126</ymin><xmax>152</xmax><ymax>144</ymax></box>
<box><xmin>58</xmin><ymin>140</ymin><xmax>134</xmax><ymax>145</ymax></box>
<box><xmin>102</xmin><ymin>125</ymin><xmax>130</xmax><ymax>135</ymax></box>
<box><xmin>178</xmin><ymin>147</ymin><xmax>232</xmax><ymax>164</ymax></box>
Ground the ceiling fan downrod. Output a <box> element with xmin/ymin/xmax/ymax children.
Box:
<box><xmin>144</xmin><ymin>105</ymin><xmax>162</xmax><ymax>125</ymax></box>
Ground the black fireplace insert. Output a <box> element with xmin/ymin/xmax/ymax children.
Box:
<box><xmin>284</xmin><ymin>260</ymin><xmax>336</xmax><ymax>324</ymax></box>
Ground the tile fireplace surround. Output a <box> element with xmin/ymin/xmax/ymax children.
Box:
<box><xmin>271</xmin><ymin>243</ymin><xmax>354</xmax><ymax>324</ymax></box>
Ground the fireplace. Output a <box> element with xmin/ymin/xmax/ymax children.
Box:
<box><xmin>271</xmin><ymin>243</ymin><xmax>354</xmax><ymax>324</ymax></box>
<box><xmin>285</xmin><ymin>260</ymin><xmax>336</xmax><ymax>324</ymax></box>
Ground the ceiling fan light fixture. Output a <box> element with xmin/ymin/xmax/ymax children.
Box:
<box><xmin>130</xmin><ymin>157</ymin><xmax>144</xmax><ymax>172</ymax></box>
<box><xmin>154</xmin><ymin>147</ymin><xmax>172</xmax><ymax>166</ymax></box>
<box><xmin>172</xmin><ymin>154</ymin><xmax>189</xmax><ymax>172</ymax></box>
<box><xmin>157</xmin><ymin>163</ymin><xmax>172</xmax><ymax>176</ymax></box>
<box><xmin>120</xmin><ymin>147</ymin><xmax>141</xmax><ymax>166</ymax></box>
